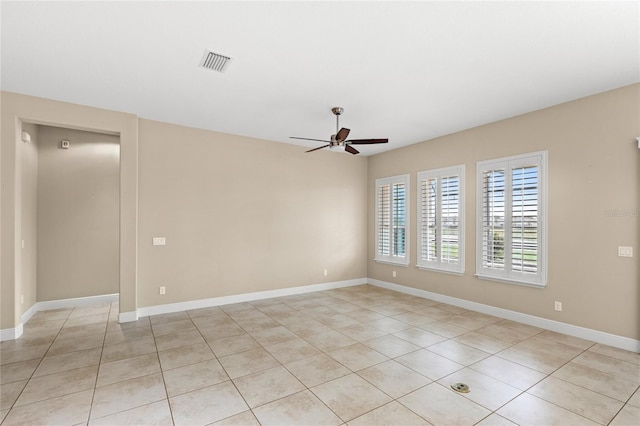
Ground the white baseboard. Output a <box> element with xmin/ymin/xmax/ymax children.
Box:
<box><xmin>0</xmin><ymin>323</ymin><xmax>23</xmax><ymax>341</ymax></box>
<box><xmin>136</xmin><ymin>278</ymin><xmax>367</xmax><ymax>319</ymax></box>
<box><xmin>0</xmin><ymin>293</ymin><xmax>119</xmax><ymax>341</ymax></box>
<box><xmin>5</xmin><ymin>278</ymin><xmax>636</xmax><ymax>354</ymax></box>
<box><xmin>20</xmin><ymin>302</ymin><xmax>39</xmax><ymax>325</ymax></box>
<box><xmin>35</xmin><ymin>293</ymin><xmax>119</xmax><ymax>311</ymax></box>
<box><xmin>368</xmin><ymin>278</ymin><xmax>640</xmax><ymax>353</ymax></box>
<box><xmin>119</xmin><ymin>311</ymin><xmax>139</xmax><ymax>323</ymax></box>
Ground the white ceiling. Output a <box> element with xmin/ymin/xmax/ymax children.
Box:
<box><xmin>2</xmin><ymin>1</ymin><xmax>638</xmax><ymax>156</ymax></box>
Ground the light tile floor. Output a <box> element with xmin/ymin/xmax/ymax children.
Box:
<box><xmin>1</xmin><ymin>284</ymin><xmax>639</xmax><ymax>425</ymax></box>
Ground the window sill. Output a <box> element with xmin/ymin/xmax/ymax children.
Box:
<box><xmin>374</xmin><ymin>259</ymin><xmax>410</xmax><ymax>267</ymax></box>
<box><xmin>417</xmin><ymin>265</ymin><xmax>464</xmax><ymax>276</ymax></box>
<box><xmin>475</xmin><ymin>273</ymin><xmax>546</xmax><ymax>288</ymax></box>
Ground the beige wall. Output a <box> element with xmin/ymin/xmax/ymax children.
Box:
<box><xmin>368</xmin><ymin>83</ymin><xmax>640</xmax><ymax>340</ymax></box>
<box><xmin>1</xmin><ymin>91</ymin><xmax>365</xmax><ymax>331</ymax></box>
<box><xmin>2</xmin><ymin>86</ymin><xmax>637</xmax><ymax>343</ymax></box>
<box><xmin>137</xmin><ymin>119</ymin><xmax>368</xmax><ymax>308</ymax></box>
<box><xmin>36</xmin><ymin>126</ymin><xmax>120</xmax><ymax>301</ymax></box>
<box><xmin>20</xmin><ymin>123</ymin><xmax>39</xmax><ymax>314</ymax></box>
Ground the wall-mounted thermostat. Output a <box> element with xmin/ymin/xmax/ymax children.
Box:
<box><xmin>61</xmin><ymin>140</ymin><xmax>70</xmax><ymax>149</ymax></box>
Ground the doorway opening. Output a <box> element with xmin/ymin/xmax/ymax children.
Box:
<box><xmin>20</xmin><ymin>123</ymin><xmax>120</xmax><ymax>312</ymax></box>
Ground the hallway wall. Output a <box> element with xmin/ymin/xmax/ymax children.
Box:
<box><xmin>36</xmin><ymin>126</ymin><xmax>120</xmax><ymax>301</ymax></box>
<box><xmin>19</xmin><ymin>123</ymin><xmax>39</xmax><ymax>312</ymax></box>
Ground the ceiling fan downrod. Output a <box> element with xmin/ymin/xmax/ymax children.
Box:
<box><xmin>332</xmin><ymin>107</ymin><xmax>343</xmax><ymax>135</ymax></box>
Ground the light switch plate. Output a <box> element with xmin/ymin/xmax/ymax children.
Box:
<box><xmin>153</xmin><ymin>237</ymin><xmax>166</xmax><ymax>246</ymax></box>
<box><xmin>618</xmin><ymin>246</ymin><xmax>633</xmax><ymax>257</ymax></box>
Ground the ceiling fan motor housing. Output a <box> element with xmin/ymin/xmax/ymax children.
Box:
<box><xmin>329</xmin><ymin>138</ymin><xmax>344</xmax><ymax>149</ymax></box>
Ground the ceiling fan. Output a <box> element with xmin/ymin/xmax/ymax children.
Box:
<box><xmin>290</xmin><ymin>107</ymin><xmax>388</xmax><ymax>155</ymax></box>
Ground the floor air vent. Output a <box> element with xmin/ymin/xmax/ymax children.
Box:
<box><xmin>199</xmin><ymin>50</ymin><xmax>232</xmax><ymax>72</ymax></box>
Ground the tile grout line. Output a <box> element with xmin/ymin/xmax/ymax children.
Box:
<box><xmin>189</xmin><ymin>308</ymin><xmax>259</xmax><ymax>425</ymax></box>
<box><xmin>226</xmin><ymin>303</ymin><xmax>342</xmax><ymax>424</ymax></box>
<box><xmin>278</xmin><ymin>292</ymin><xmax>427</xmax><ymax>425</ymax></box>
<box><xmin>483</xmin><ymin>342</ymin><xmax>611</xmax><ymax>425</ymax></box>
<box><xmin>86</xmin><ymin>302</ymin><xmax>115</xmax><ymax>425</ymax></box>
<box><xmin>149</xmin><ymin>312</ymin><xmax>177</xmax><ymax>426</ymax></box>
<box><xmin>229</xmin><ymin>303</ymin><xmax>346</xmax><ymax>425</ymax></box>
<box><xmin>3</xmin><ymin>304</ymin><xmax>111</xmax><ymax>424</ymax></box>
<box><xmin>2</xmin><ymin>307</ymin><xmax>74</xmax><ymax>419</ymax></box>
<box><xmin>529</xmin><ymin>344</ymin><xmax>634</xmax><ymax>425</ymax></box>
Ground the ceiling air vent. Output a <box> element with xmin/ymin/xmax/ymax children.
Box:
<box><xmin>199</xmin><ymin>50</ymin><xmax>232</xmax><ymax>73</ymax></box>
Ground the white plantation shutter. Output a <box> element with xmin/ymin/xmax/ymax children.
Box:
<box><xmin>417</xmin><ymin>165</ymin><xmax>464</xmax><ymax>274</ymax></box>
<box><xmin>481</xmin><ymin>167</ymin><xmax>506</xmax><ymax>271</ymax></box>
<box><xmin>441</xmin><ymin>175</ymin><xmax>460</xmax><ymax>264</ymax></box>
<box><xmin>477</xmin><ymin>152</ymin><xmax>547</xmax><ymax>286</ymax></box>
<box><xmin>421</xmin><ymin>177</ymin><xmax>438</xmax><ymax>262</ymax></box>
<box><xmin>511</xmin><ymin>165</ymin><xmax>539</xmax><ymax>274</ymax></box>
<box><xmin>392</xmin><ymin>182</ymin><xmax>406</xmax><ymax>257</ymax></box>
<box><xmin>378</xmin><ymin>183</ymin><xmax>391</xmax><ymax>257</ymax></box>
<box><xmin>376</xmin><ymin>175</ymin><xmax>410</xmax><ymax>265</ymax></box>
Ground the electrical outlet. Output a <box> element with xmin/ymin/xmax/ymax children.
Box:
<box><xmin>554</xmin><ymin>301</ymin><xmax>562</xmax><ymax>311</ymax></box>
<box><xmin>323</xmin><ymin>269</ymin><xmax>328</xmax><ymax>277</ymax></box>
<box><xmin>392</xmin><ymin>270</ymin><xmax>397</xmax><ymax>278</ymax></box>
<box><xmin>159</xmin><ymin>286</ymin><xmax>166</xmax><ymax>295</ymax></box>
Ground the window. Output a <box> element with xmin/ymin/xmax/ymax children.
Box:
<box><xmin>417</xmin><ymin>165</ymin><xmax>465</xmax><ymax>274</ymax></box>
<box><xmin>476</xmin><ymin>151</ymin><xmax>547</xmax><ymax>286</ymax></box>
<box><xmin>375</xmin><ymin>174</ymin><xmax>409</xmax><ymax>266</ymax></box>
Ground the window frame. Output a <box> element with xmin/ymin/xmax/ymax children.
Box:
<box><xmin>476</xmin><ymin>151</ymin><xmax>548</xmax><ymax>287</ymax></box>
<box><xmin>375</xmin><ymin>174</ymin><xmax>410</xmax><ymax>266</ymax></box>
<box><xmin>417</xmin><ymin>165</ymin><xmax>465</xmax><ymax>275</ymax></box>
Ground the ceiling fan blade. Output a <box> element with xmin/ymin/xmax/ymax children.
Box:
<box><xmin>305</xmin><ymin>144</ymin><xmax>330</xmax><ymax>153</ymax></box>
<box><xmin>345</xmin><ymin>145</ymin><xmax>359</xmax><ymax>155</ymax></box>
<box><xmin>290</xmin><ymin>136</ymin><xmax>332</xmax><ymax>143</ymax></box>
<box><xmin>336</xmin><ymin>128</ymin><xmax>350</xmax><ymax>142</ymax></box>
<box><xmin>347</xmin><ymin>138</ymin><xmax>388</xmax><ymax>145</ymax></box>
